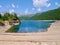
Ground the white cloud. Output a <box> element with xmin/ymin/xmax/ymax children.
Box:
<box><xmin>37</xmin><ymin>8</ymin><xmax>41</xmax><ymax>12</ymax></box>
<box><xmin>55</xmin><ymin>2</ymin><xmax>58</xmax><ymax>5</ymax></box>
<box><xmin>32</xmin><ymin>8</ymin><xmax>35</xmax><ymax>11</ymax></box>
<box><xmin>25</xmin><ymin>9</ymin><xmax>29</xmax><ymax>14</ymax></box>
<box><xmin>11</xmin><ymin>4</ymin><xmax>19</xmax><ymax>8</ymax></box>
<box><xmin>0</xmin><ymin>5</ymin><xmax>2</xmax><ymax>8</ymax></box>
<box><xmin>33</xmin><ymin>0</ymin><xmax>50</xmax><ymax>8</ymax></box>
<box><xmin>11</xmin><ymin>4</ymin><xmax>15</xmax><ymax>8</ymax></box>
<box><xmin>47</xmin><ymin>3</ymin><xmax>51</xmax><ymax>7</ymax></box>
<box><xmin>55</xmin><ymin>2</ymin><xmax>60</xmax><ymax>7</ymax></box>
<box><xmin>9</xmin><ymin>9</ymin><xmax>15</xmax><ymax>13</ymax></box>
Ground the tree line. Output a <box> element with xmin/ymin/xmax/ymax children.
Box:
<box><xmin>0</xmin><ymin>12</ymin><xmax>19</xmax><ymax>22</ymax></box>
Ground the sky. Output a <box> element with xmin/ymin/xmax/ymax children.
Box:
<box><xmin>0</xmin><ymin>0</ymin><xmax>60</xmax><ymax>15</ymax></box>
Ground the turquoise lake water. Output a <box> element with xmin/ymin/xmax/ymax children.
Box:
<box><xmin>18</xmin><ymin>20</ymin><xmax>54</xmax><ymax>33</ymax></box>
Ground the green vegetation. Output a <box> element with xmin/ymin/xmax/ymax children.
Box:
<box><xmin>0</xmin><ymin>12</ymin><xmax>19</xmax><ymax>24</ymax></box>
<box><xmin>31</xmin><ymin>8</ymin><xmax>60</xmax><ymax>20</ymax></box>
<box><xmin>1</xmin><ymin>8</ymin><xmax>60</xmax><ymax>20</ymax></box>
<box><xmin>0</xmin><ymin>12</ymin><xmax>19</xmax><ymax>22</ymax></box>
<box><xmin>3</xmin><ymin>13</ymin><xmax>19</xmax><ymax>21</ymax></box>
<box><xmin>0</xmin><ymin>8</ymin><xmax>60</xmax><ymax>32</ymax></box>
<box><xmin>6</xmin><ymin>25</ymin><xmax>20</xmax><ymax>33</ymax></box>
<box><xmin>20</xmin><ymin>8</ymin><xmax>60</xmax><ymax>20</ymax></box>
<box><xmin>0</xmin><ymin>12</ymin><xmax>20</xmax><ymax>32</ymax></box>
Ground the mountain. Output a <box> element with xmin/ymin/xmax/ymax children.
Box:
<box><xmin>19</xmin><ymin>8</ymin><xmax>60</xmax><ymax>20</ymax></box>
<box><xmin>19</xmin><ymin>14</ymin><xmax>34</xmax><ymax>20</ymax></box>
<box><xmin>31</xmin><ymin>8</ymin><xmax>60</xmax><ymax>20</ymax></box>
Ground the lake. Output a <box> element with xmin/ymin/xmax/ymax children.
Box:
<box><xmin>18</xmin><ymin>20</ymin><xmax>54</xmax><ymax>33</ymax></box>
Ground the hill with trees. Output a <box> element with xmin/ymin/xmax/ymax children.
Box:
<box><xmin>0</xmin><ymin>12</ymin><xmax>20</xmax><ymax>33</ymax></box>
<box><xmin>20</xmin><ymin>8</ymin><xmax>60</xmax><ymax>20</ymax></box>
<box><xmin>31</xmin><ymin>8</ymin><xmax>60</xmax><ymax>20</ymax></box>
<box><xmin>0</xmin><ymin>12</ymin><xmax>19</xmax><ymax>22</ymax></box>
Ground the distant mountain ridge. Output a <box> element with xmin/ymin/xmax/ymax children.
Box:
<box><xmin>31</xmin><ymin>8</ymin><xmax>60</xmax><ymax>20</ymax></box>
<box><xmin>20</xmin><ymin>8</ymin><xmax>60</xmax><ymax>20</ymax></box>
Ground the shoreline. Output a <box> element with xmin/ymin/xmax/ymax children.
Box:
<box><xmin>47</xmin><ymin>21</ymin><xmax>60</xmax><ymax>33</ymax></box>
<box><xmin>0</xmin><ymin>25</ymin><xmax>12</xmax><ymax>33</ymax></box>
<box><xmin>0</xmin><ymin>21</ymin><xmax>60</xmax><ymax>45</ymax></box>
<box><xmin>0</xmin><ymin>20</ymin><xmax>59</xmax><ymax>33</ymax></box>
<box><xmin>6</xmin><ymin>24</ymin><xmax>20</xmax><ymax>33</ymax></box>
<box><xmin>0</xmin><ymin>21</ymin><xmax>19</xmax><ymax>33</ymax></box>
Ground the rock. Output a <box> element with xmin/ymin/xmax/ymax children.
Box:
<box><xmin>0</xmin><ymin>22</ymin><xmax>5</xmax><ymax>26</ymax></box>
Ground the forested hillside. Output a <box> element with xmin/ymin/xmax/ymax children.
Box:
<box><xmin>31</xmin><ymin>8</ymin><xmax>60</xmax><ymax>20</ymax></box>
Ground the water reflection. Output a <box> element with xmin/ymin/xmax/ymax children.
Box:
<box><xmin>18</xmin><ymin>20</ymin><xmax>54</xmax><ymax>33</ymax></box>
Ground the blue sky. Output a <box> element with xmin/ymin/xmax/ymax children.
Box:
<box><xmin>0</xmin><ymin>0</ymin><xmax>60</xmax><ymax>15</ymax></box>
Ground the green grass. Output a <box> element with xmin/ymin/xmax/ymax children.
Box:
<box><xmin>6</xmin><ymin>25</ymin><xmax>20</xmax><ymax>33</ymax></box>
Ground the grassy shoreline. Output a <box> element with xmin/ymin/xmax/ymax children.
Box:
<box><xmin>6</xmin><ymin>24</ymin><xmax>20</xmax><ymax>33</ymax></box>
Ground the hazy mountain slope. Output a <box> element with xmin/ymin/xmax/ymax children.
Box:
<box><xmin>31</xmin><ymin>8</ymin><xmax>60</xmax><ymax>20</ymax></box>
<box><xmin>19</xmin><ymin>8</ymin><xmax>60</xmax><ymax>20</ymax></box>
